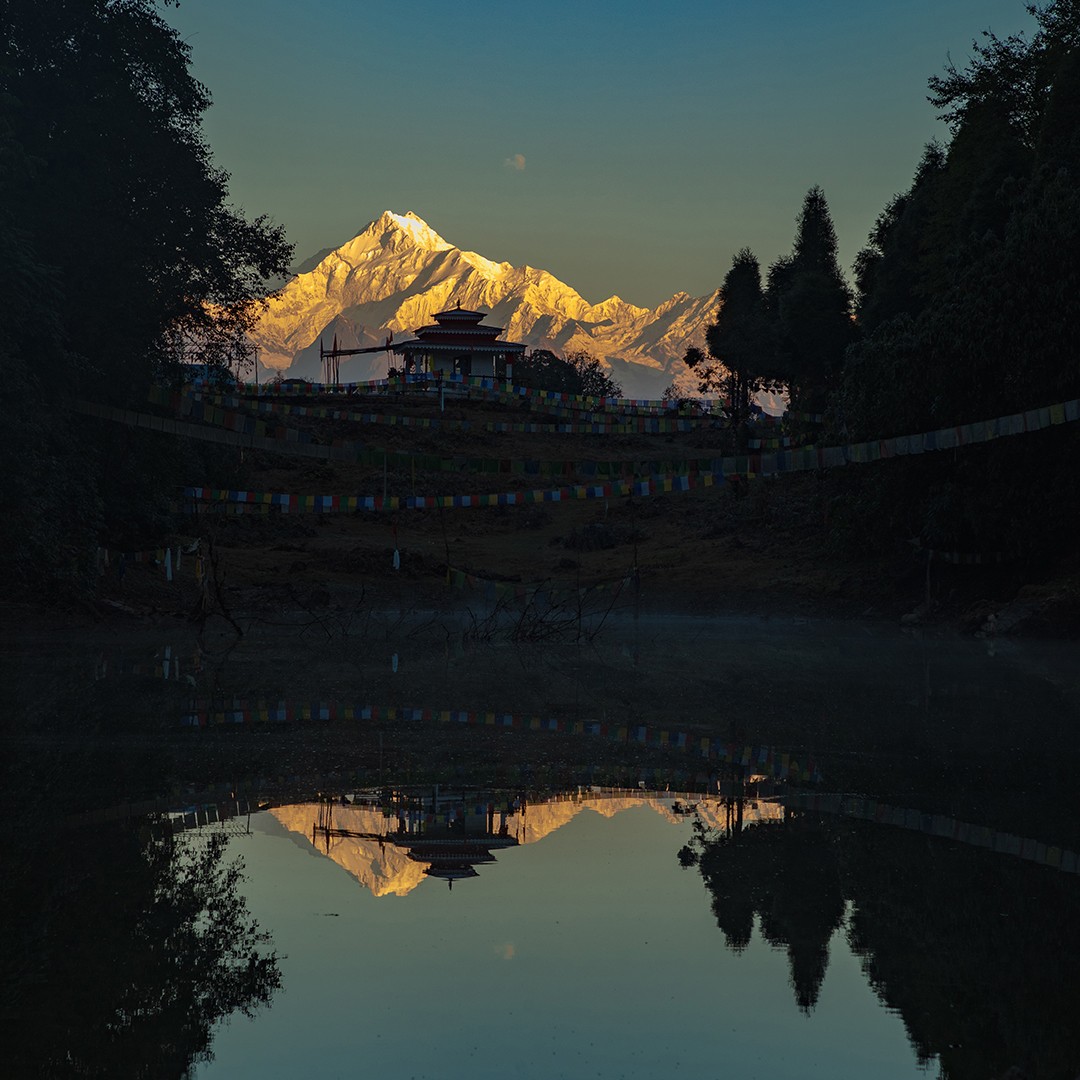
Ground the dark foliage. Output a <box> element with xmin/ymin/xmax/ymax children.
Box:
<box><xmin>684</xmin><ymin>248</ymin><xmax>782</xmax><ymax>432</ymax></box>
<box><xmin>0</xmin><ymin>0</ymin><xmax>292</xmax><ymax>599</ymax></box>
<box><xmin>2</xmin><ymin>819</ymin><xmax>280</xmax><ymax>1078</ymax></box>
<box><xmin>690</xmin><ymin>809</ymin><xmax>1080</xmax><ymax>1076</ymax></box>
<box><xmin>515</xmin><ymin>348</ymin><xmax>623</xmax><ymax>398</ymax></box>
<box><xmin>835</xmin><ymin>0</ymin><xmax>1080</xmax><ymax>563</ymax></box>
<box><xmin>694</xmin><ymin>815</ymin><xmax>844</xmax><ymax>1011</ymax></box>
<box><xmin>0</xmin><ymin>663</ymin><xmax>281</xmax><ymax>1078</ymax></box>
<box><xmin>768</xmin><ymin>186</ymin><xmax>857</xmax><ymax>416</ymax></box>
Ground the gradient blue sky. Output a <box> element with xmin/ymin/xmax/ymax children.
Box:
<box><xmin>169</xmin><ymin>0</ymin><xmax>1037</xmax><ymax>308</ymax></box>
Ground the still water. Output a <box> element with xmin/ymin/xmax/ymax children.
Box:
<box><xmin>195</xmin><ymin>795</ymin><xmax>922</xmax><ymax>1080</ymax></box>
<box><xmin>3</xmin><ymin>614</ymin><xmax>1079</xmax><ymax>1078</ymax></box>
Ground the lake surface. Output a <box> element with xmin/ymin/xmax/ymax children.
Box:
<box><xmin>3</xmin><ymin>614</ymin><xmax>1079</xmax><ymax>1078</ymax></box>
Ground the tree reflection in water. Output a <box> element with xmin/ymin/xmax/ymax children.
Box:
<box><xmin>685</xmin><ymin>802</ymin><xmax>1080</xmax><ymax>1079</ymax></box>
<box><xmin>2</xmin><ymin>820</ymin><xmax>279</xmax><ymax>1078</ymax></box>
<box><xmin>685</xmin><ymin>808</ymin><xmax>844</xmax><ymax>1011</ymax></box>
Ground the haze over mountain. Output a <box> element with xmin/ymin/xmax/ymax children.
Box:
<box><xmin>251</xmin><ymin>211</ymin><xmax>718</xmax><ymax>397</ymax></box>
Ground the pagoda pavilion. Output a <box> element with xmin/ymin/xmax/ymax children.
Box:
<box><xmin>390</xmin><ymin>302</ymin><xmax>525</xmax><ymax>380</ymax></box>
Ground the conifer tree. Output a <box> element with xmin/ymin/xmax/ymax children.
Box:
<box><xmin>836</xmin><ymin>0</ymin><xmax>1080</xmax><ymax>560</ymax></box>
<box><xmin>767</xmin><ymin>187</ymin><xmax>856</xmax><ymax>414</ymax></box>
<box><xmin>685</xmin><ymin>248</ymin><xmax>778</xmax><ymax>428</ymax></box>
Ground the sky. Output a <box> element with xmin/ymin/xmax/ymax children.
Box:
<box><xmin>168</xmin><ymin>0</ymin><xmax>1038</xmax><ymax>308</ymax></box>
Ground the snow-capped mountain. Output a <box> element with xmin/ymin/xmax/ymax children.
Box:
<box><xmin>251</xmin><ymin>210</ymin><xmax>719</xmax><ymax>397</ymax></box>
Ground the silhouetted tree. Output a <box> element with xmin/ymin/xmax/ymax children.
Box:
<box><xmin>690</xmin><ymin>807</ymin><xmax>1080</xmax><ymax>1074</ymax></box>
<box><xmin>852</xmin><ymin>144</ymin><xmax>947</xmax><ymax>335</ymax></box>
<box><xmin>834</xmin><ymin>0</ymin><xmax>1080</xmax><ymax>561</ymax></box>
<box><xmin>683</xmin><ymin>248</ymin><xmax>780</xmax><ymax>430</ymax></box>
<box><xmin>3</xmin><ymin>822</ymin><xmax>280</xmax><ymax>1078</ymax></box>
<box><xmin>515</xmin><ymin>348</ymin><xmax>622</xmax><ymax>397</ymax></box>
<box><xmin>0</xmin><ymin>0</ymin><xmax>292</xmax><ymax>595</ymax></box>
<box><xmin>567</xmin><ymin>349</ymin><xmax>624</xmax><ymax>397</ymax></box>
<box><xmin>0</xmin><ymin>95</ymin><xmax>104</xmax><ymax>596</ymax></box>
<box><xmin>695</xmin><ymin>816</ymin><xmax>844</xmax><ymax>1011</ymax></box>
<box><xmin>2</xmin><ymin>0</ymin><xmax>291</xmax><ymax>397</ymax></box>
<box><xmin>767</xmin><ymin>187</ymin><xmax>856</xmax><ymax>415</ymax></box>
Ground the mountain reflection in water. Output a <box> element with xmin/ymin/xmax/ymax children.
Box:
<box><xmin>3</xmin><ymin>617</ymin><xmax>1079</xmax><ymax>1078</ymax></box>
<box><xmin>270</xmin><ymin>788</ymin><xmax>784</xmax><ymax>897</ymax></box>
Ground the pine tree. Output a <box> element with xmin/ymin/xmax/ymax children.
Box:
<box><xmin>767</xmin><ymin>186</ymin><xmax>856</xmax><ymax>413</ymax></box>
<box><xmin>685</xmin><ymin>248</ymin><xmax>777</xmax><ymax>428</ymax></box>
<box><xmin>835</xmin><ymin>0</ymin><xmax>1080</xmax><ymax>560</ymax></box>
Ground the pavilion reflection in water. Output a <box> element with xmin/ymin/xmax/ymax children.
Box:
<box><xmin>311</xmin><ymin>791</ymin><xmax>523</xmax><ymax>890</ymax></box>
<box><xmin>274</xmin><ymin>785</ymin><xmax>786</xmax><ymax>897</ymax></box>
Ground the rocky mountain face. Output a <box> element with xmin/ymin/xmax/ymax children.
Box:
<box><xmin>251</xmin><ymin>211</ymin><xmax>718</xmax><ymax>397</ymax></box>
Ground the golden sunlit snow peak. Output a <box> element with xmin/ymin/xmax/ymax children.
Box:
<box><xmin>252</xmin><ymin>211</ymin><xmax>717</xmax><ymax>396</ymax></box>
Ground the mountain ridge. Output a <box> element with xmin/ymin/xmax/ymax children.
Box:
<box><xmin>252</xmin><ymin>211</ymin><xmax>716</xmax><ymax>396</ymax></box>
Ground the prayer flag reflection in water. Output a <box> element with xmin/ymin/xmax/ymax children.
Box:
<box><xmin>7</xmin><ymin>618</ymin><xmax>1080</xmax><ymax>1078</ymax></box>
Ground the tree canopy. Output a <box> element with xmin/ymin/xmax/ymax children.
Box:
<box><xmin>686</xmin><ymin>187</ymin><xmax>853</xmax><ymax>433</ymax></box>
<box><xmin>836</xmin><ymin>0</ymin><xmax>1080</xmax><ymax>558</ymax></box>
<box><xmin>0</xmin><ymin>0</ymin><xmax>292</xmax><ymax>596</ymax></box>
<box><xmin>768</xmin><ymin>186</ymin><xmax>856</xmax><ymax>414</ymax></box>
<box><xmin>684</xmin><ymin>247</ymin><xmax>779</xmax><ymax>429</ymax></box>
<box><xmin>515</xmin><ymin>347</ymin><xmax>623</xmax><ymax>398</ymax></box>
<box><xmin>1</xmin><ymin>0</ymin><xmax>291</xmax><ymax>396</ymax></box>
